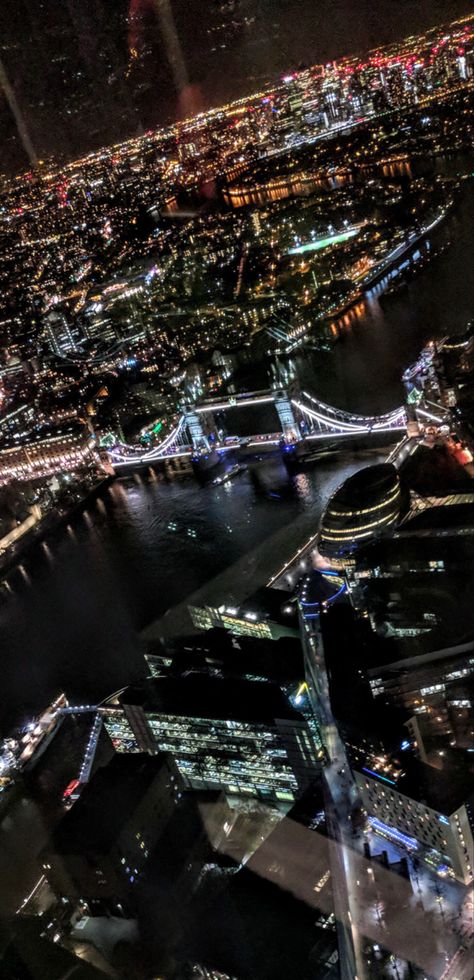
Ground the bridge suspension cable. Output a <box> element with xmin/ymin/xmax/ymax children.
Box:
<box><xmin>111</xmin><ymin>417</ymin><xmax>186</xmax><ymax>465</ymax></box>
<box><xmin>108</xmin><ymin>386</ymin><xmax>426</xmax><ymax>466</ymax></box>
<box><xmin>300</xmin><ymin>391</ymin><xmax>406</xmax><ymax>428</ymax></box>
<box><xmin>294</xmin><ymin>397</ymin><xmax>406</xmax><ymax>435</ymax></box>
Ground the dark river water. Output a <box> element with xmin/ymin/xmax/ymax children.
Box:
<box><xmin>1</xmin><ymin>171</ymin><xmax>473</xmax><ymax>734</ymax></box>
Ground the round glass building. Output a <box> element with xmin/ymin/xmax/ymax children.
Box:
<box><xmin>319</xmin><ymin>463</ymin><xmax>401</xmax><ymax>560</ymax></box>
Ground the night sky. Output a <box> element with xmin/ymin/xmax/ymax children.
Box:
<box><xmin>0</xmin><ymin>0</ymin><xmax>472</xmax><ymax>173</ymax></box>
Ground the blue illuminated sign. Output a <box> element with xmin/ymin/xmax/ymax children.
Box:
<box><xmin>362</xmin><ymin>767</ymin><xmax>396</xmax><ymax>786</ymax></box>
<box><xmin>368</xmin><ymin>816</ymin><xmax>418</xmax><ymax>850</ymax></box>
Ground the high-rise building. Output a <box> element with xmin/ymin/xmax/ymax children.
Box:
<box><xmin>346</xmin><ymin>522</ymin><xmax>474</xmax><ymax>751</ymax></box>
<box><xmin>318</xmin><ymin>513</ymin><xmax>474</xmax><ymax>885</ymax></box>
<box><xmin>101</xmin><ymin>675</ymin><xmax>322</xmax><ymax>803</ymax></box>
<box><xmin>43</xmin><ymin>310</ymin><xmax>83</xmax><ymax>358</ymax></box>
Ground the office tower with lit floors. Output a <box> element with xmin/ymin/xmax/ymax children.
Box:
<box><xmin>354</xmin><ymin>757</ymin><xmax>474</xmax><ymax>884</ymax></box>
<box><xmin>102</xmin><ymin>675</ymin><xmax>322</xmax><ymax>804</ymax></box>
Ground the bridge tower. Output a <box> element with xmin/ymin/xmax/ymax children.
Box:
<box><xmin>182</xmin><ymin>405</ymin><xmax>219</xmax><ymax>452</ymax></box>
<box><xmin>273</xmin><ymin>387</ymin><xmax>302</xmax><ymax>443</ymax></box>
<box><xmin>183</xmin><ymin>408</ymin><xmax>209</xmax><ymax>452</ymax></box>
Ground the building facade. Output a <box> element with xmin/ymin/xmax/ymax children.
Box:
<box><xmin>102</xmin><ymin>676</ymin><xmax>321</xmax><ymax>804</ymax></box>
<box><xmin>354</xmin><ymin>761</ymin><xmax>474</xmax><ymax>884</ymax></box>
<box><xmin>319</xmin><ymin>463</ymin><xmax>402</xmax><ymax>561</ymax></box>
<box><xmin>0</xmin><ymin>425</ymin><xmax>97</xmax><ymax>484</ymax></box>
<box><xmin>41</xmin><ymin>754</ymin><xmax>181</xmax><ymax>907</ymax></box>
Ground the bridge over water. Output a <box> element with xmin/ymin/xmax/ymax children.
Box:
<box><xmin>109</xmin><ymin>385</ymin><xmax>445</xmax><ymax>469</ymax></box>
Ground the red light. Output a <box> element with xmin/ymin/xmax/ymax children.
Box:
<box><xmin>63</xmin><ymin>779</ymin><xmax>80</xmax><ymax>799</ymax></box>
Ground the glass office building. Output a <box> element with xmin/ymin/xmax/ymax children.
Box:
<box><xmin>102</xmin><ymin>676</ymin><xmax>322</xmax><ymax>803</ymax></box>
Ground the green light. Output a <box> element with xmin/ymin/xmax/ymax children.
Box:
<box><xmin>287</xmin><ymin>229</ymin><xmax>358</xmax><ymax>255</ymax></box>
<box><xmin>152</xmin><ymin>421</ymin><xmax>163</xmax><ymax>434</ymax></box>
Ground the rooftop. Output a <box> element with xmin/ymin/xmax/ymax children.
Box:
<box><xmin>401</xmin><ymin>499</ymin><xmax>474</xmax><ymax>532</ymax></box>
<box><xmin>328</xmin><ymin>463</ymin><xmax>399</xmax><ymax>511</ymax></box>
<box><xmin>118</xmin><ymin>675</ymin><xmax>301</xmax><ymax>723</ymax></box>
<box><xmin>401</xmin><ymin>445</ymin><xmax>469</xmax><ymax>494</ymax></box>
<box><xmin>148</xmin><ymin>626</ymin><xmax>304</xmax><ymax>685</ymax></box>
<box><xmin>51</xmin><ymin>753</ymin><xmax>169</xmax><ymax>855</ymax></box>
<box><xmin>236</xmin><ymin>585</ymin><xmax>299</xmax><ymax>630</ymax></box>
<box><xmin>395</xmin><ymin>756</ymin><xmax>473</xmax><ymax>815</ymax></box>
<box><xmin>358</xmin><ymin>526</ymin><xmax>474</xmax><ymax>563</ymax></box>
<box><xmin>0</xmin><ymin>421</ymin><xmax>88</xmax><ymax>452</ymax></box>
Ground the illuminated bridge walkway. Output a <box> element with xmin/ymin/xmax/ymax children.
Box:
<box><xmin>109</xmin><ymin>386</ymin><xmax>445</xmax><ymax>469</ymax></box>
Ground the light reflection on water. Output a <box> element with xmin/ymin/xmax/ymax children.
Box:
<box><xmin>0</xmin><ymin>449</ymin><xmax>384</xmax><ymax>728</ymax></box>
<box><xmin>0</xmin><ymin>176</ymin><xmax>473</xmax><ymax>730</ymax></box>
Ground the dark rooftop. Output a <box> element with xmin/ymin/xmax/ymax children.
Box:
<box><xmin>352</xmin><ymin>528</ymin><xmax>474</xmax><ymax>659</ymax></box>
<box><xmin>329</xmin><ymin>463</ymin><xmax>398</xmax><ymax>509</ymax></box>
<box><xmin>401</xmin><ymin>500</ymin><xmax>474</xmax><ymax>531</ymax></box>
<box><xmin>357</xmin><ymin>526</ymin><xmax>474</xmax><ymax>563</ymax></box>
<box><xmin>118</xmin><ymin>675</ymin><xmax>301</xmax><ymax>723</ymax></box>
<box><xmin>51</xmin><ymin>753</ymin><xmax>168</xmax><ymax>855</ymax></box>
<box><xmin>400</xmin><ymin>444</ymin><xmax>469</xmax><ymax>494</ymax></box>
<box><xmin>237</xmin><ymin>585</ymin><xmax>299</xmax><ymax>631</ymax></box>
<box><xmin>149</xmin><ymin>626</ymin><xmax>304</xmax><ymax>685</ymax></box>
<box><xmin>396</xmin><ymin>756</ymin><xmax>473</xmax><ymax>815</ymax></box>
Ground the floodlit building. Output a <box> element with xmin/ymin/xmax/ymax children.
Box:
<box><xmin>0</xmin><ymin>424</ymin><xmax>97</xmax><ymax>484</ymax></box>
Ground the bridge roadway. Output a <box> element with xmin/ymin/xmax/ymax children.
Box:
<box><xmin>109</xmin><ymin>388</ymin><xmax>445</xmax><ymax>470</ymax></box>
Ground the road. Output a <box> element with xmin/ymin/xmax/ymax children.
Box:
<box><xmin>306</xmin><ymin>613</ymin><xmax>474</xmax><ymax>979</ymax></box>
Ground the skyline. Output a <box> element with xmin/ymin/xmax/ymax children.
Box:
<box><xmin>0</xmin><ymin>0</ymin><xmax>473</xmax><ymax>174</ymax></box>
<box><xmin>0</xmin><ymin>7</ymin><xmax>473</xmax><ymax>977</ymax></box>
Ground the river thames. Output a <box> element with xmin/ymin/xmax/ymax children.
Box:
<box><xmin>0</xmin><ymin>175</ymin><xmax>473</xmax><ymax>733</ymax></box>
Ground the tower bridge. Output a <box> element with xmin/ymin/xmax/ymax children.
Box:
<box><xmin>109</xmin><ymin>383</ymin><xmax>446</xmax><ymax>470</ymax></box>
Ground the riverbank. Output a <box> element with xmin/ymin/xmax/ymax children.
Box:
<box><xmin>0</xmin><ymin>475</ymin><xmax>114</xmax><ymax>585</ymax></box>
<box><xmin>142</xmin><ymin>447</ymin><xmax>387</xmax><ymax>644</ymax></box>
